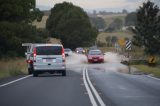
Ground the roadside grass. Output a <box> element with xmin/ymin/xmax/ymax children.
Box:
<box><xmin>132</xmin><ymin>65</ymin><xmax>160</xmax><ymax>78</ymax></box>
<box><xmin>0</xmin><ymin>58</ymin><xmax>27</xmax><ymax>79</ymax></box>
<box><xmin>99</xmin><ymin>47</ymin><xmax>116</xmax><ymax>53</ymax></box>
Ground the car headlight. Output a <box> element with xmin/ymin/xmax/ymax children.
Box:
<box><xmin>88</xmin><ymin>56</ymin><xmax>92</xmax><ymax>59</ymax></box>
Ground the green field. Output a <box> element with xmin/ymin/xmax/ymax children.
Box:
<box><xmin>97</xmin><ymin>31</ymin><xmax>133</xmax><ymax>43</ymax></box>
<box><xmin>32</xmin><ymin>14</ymin><xmax>132</xmax><ymax>45</ymax></box>
<box><xmin>32</xmin><ymin>15</ymin><xmax>49</xmax><ymax>28</ymax></box>
<box><xmin>96</xmin><ymin>14</ymin><xmax>131</xmax><ymax>44</ymax></box>
<box><xmin>102</xmin><ymin>14</ymin><xmax>127</xmax><ymax>28</ymax></box>
<box><xmin>32</xmin><ymin>13</ymin><xmax>127</xmax><ymax>29</ymax></box>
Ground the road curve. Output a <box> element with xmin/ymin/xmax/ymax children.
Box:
<box><xmin>1</xmin><ymin>53</ymin><xmax>160</xmax><ymax>106</ymax></box>
<box><xmin>88</xmin><ymin>66</ymin><xmax>160</xmax><ymax>106</ymax></box>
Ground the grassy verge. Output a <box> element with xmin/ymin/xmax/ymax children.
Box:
<box><xmin>99</xmin><ymin>47</ymin><xmax>116</xmax><ymax>53</ymax></box>
<box><xmin>0</xmin><ymin>58</ymin><xmax>27</xmax><ymax>79</ymax></box>
<box><xmin>132</xmin><ymin>65</ymin><xmax>160</xmax><ymax>78</ymax></box>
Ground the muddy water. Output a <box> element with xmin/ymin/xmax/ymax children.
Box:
<box><xmin>65</xmin><ymin>52</ymin><xmax>129</xmax><ymax>74</ymax></box>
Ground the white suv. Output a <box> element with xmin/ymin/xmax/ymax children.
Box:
<box><xmin>29</xmin><ymin>44</ymin><xmax>66</xmax><ymax>77</ymax></box>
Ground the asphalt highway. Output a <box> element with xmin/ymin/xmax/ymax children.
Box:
<box><xmin>0</xmin><ymin>53</ymin><xmax>160</xmax><ymax>106</ymax></box>
<box><xmin>0</xmin><ymin>69</ymin><xmax>91</xmax><ymax>106</ymax></box>
<box><xmin>88</xmin><ymin>64</ymin><xmax>160</xmax><ymax>106</ymax></box>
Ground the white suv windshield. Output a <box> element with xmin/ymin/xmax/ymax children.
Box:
<box><xmin>36</xmin><ymin>46</ymin><xmax>62</xmax><ymax>55</ymax></box>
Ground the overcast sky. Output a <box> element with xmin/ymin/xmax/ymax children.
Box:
<box><xmin>36</xmin><ymin>0</ymin><xmax>160</xmax><ymax>12</ymax></box>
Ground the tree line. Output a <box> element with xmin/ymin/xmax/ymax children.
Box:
<box><xmin>0</xmin><ymin>1</ymin><xmax>98</xmax><ymax>57</ymax></box>
<box><xmin>46</xmin><ymin>2</ymin><xmax>98</xmax><ymax>49</ymax></box>
<box><xmin>133</xmin><ymin>1</ymin><xmax>160</xmax><ymax>55</ymax></box>
<box><xmin>0</xmin><ymin>0</ymin><xmax>47</xmax><ymax>58</ymax></box>
<box><xmin>0</xmin><ymin>0</ymin><xmax>159</xmax><ymax>57</ymax></box>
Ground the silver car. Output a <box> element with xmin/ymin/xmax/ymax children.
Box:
<box><xmin>29</xmin><ymin>44</ymin><xmax>66</xmax><ymax>77</ymax></box>
<box><xmin>64</xmin><ymin>48</ymin><xmax>72</xmax><ymax>56</ymax></box>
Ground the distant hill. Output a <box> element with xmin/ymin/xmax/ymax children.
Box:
<box><xmin>33</xmin><ymin>11</ymin><xmax>127</xmax><ymax>30</ymax></box>
<box><xmin>32</xmin><ymin>11</ymin><xmax>133</xmax><ymax>45</ymax></box>
<box><xmin>32</xmin><ymin>16</ymin><xmax>49</xmax><ymax>28</ymax></box>
<box><xmin>87</xmin><ymin>12</ymin><xmax>127</xmax><ymax>29</ymax></box>
<box><xmin>97</xmin><ymin>31</ymin><xmax>133</xmax><ymax>44</ymax></box>
<box><xmin>32</xmin><ymin>10</ymin><xmax>50</xmax><ymax>28</ymax></box>
<box><xmin>102</xmin><ymin>14</ymin><xmax>127</xmax><ymax>28</ymax></box>
<box><xmin>43</xmin><ymin>10</ymin><xmax>51</xmax><ymax>16</ymax></box>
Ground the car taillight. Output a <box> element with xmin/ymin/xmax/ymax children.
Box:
<box><xmin>62</xmin><ymin>48</ymin><xmax>65</xmax><ymax>62</ymax></box>
<box><xmin>26</xmin><ymin>60</ymin><xmax>33</xmax><ymax>63</ymax></box>
<box><xmin>33</xmin><ymin>48</ymin><xmax>37</xmax><ymax>62</ymax></box>
<box><xmin>33</xmin><ymin>48</ymin><xmax>36</xmax><ymax>57</ymax></box>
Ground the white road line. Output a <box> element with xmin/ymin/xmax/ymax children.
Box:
<box><xmin>83</xmin><ymin>68</ymin><xmax>98</xmax><ymax>106</ymax></box>
<box><xmin>0</xmin><ymin>75</ymin><xmax>32</xmax><ymax>88</ymax></box>
<box><xmin>147</xmin><ymin>75</ymin><xmax>160</xmax><ymax>81</ymax></box>
<box><xmin>86</xmin><ymin>69</ymin><xmax>106</xmax><ymax>106</ymax></box>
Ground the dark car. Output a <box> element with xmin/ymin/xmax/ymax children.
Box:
<box><xmin>87</xmin><ymin>49</ymin><xmax>104</xmax><ymax>63</ymax></box>
<box><xmin>75</xmin><ymin>47</ymin><xmax>85</xmax><ymax>54</ymax></box>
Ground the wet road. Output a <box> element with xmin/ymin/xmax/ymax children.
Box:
<box><xmin>88</xmin><ymin>64</ymin><xmax>160</xmax><ymax>106</ymax></box>
<box><xmin>0</xmin><ymin>52</ymin><xmax>160</xmax><ymax>106</ymax></box>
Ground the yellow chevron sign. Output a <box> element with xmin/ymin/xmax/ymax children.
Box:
<box><xmin>148</xmin><ymin>56</ymin><xmax>156</xmax><ymax>64</ymax></box>
<box><xmin>118</xmin><ymin>38</ymin><xmax>125</xmax><ymax>47</ymax></box>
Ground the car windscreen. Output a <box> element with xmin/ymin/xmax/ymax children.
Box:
<box><xmin>65</xmin><ymin>49</ymin><xmax>71</xmax><ymax>52</ymax></box>
<box><xmin>89</xmin><ymin>50</ymin><xmax>102</xmax><ymax>55</ymax></box>
<box><xmin>36</xmin><ymin>46</ymin><xmax>62</xmax><ymax>55</ymax></box>
<box><xmin>77</xmin><ymin>48</ymin><xmax>83</xmax><ymax>51</ymax></box>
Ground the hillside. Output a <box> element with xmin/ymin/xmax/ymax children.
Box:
<box><xmin>32</xmin><ymin>13</ymin><xmax>132</xmax><ymax>44</ymax></box>
<box><xmin>97</xmin><ymin>31</ymin><xmax>133</xmax><ymax>44</ymax></box>
<box><xmin>32</xmin><ymin>15</ymin><xmax>49</xmax><ymax>28</ymax></box>
<box><xmin>33</xmin><ymin>12</ymin><xmax>127</xmax><ymax>29</ymax></box>
<box><xmin>102</xmin><ymin>13</ymin><xmax>127</xmax><ymax>28</ymax></box>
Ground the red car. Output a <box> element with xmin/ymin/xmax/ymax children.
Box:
<box><xmin>87</xmin><ymin>50</ymin><xmax>104</xmax><ymax>63</ymax></box>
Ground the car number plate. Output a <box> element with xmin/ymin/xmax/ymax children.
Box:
<box><xmin>52</xmin><ymin>59</ymin><xmax>56</xmax><ymax>62</ymax></box>
<box><xmin>44</xmin><ymin>59</ymin><xmax>56</xmax><ymax>63</ymax></box>
<box><xmin>94</xmin><ymin>59</ymin><xmax>98</xmax><ymax>61</ymax></box>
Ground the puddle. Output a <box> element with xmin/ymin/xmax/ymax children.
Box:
<box><xmin>118</xmin><ymin>67</ymin><xmax>147</xmax><ymax>75</ymax></box>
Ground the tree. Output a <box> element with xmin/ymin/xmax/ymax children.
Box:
<box><xmin>125</xmin><ymin>12</ymin><xmax>137</xmax><ymax>26</ymax></box>
<box><xmin>105</xmin><ymin>36</ymin><xmax>118</xmax><ymax>47</ymax></box>
<box><xmin>105</xmin><ymin>36</ymin><xmax>111</xmax><ymax>47</ymax></box>
<box><xmin>124</xmin><ymin>37</ymin><xmax>129</xmax><ymax>41</ymax></box>
<box><xmin>46</xmin><ymin>2</ymin><xmax>98</xmax><ymax>48</ymax></box>
<box><xmin>133</xmin><ymin>0</ymin><xmax>160</xmax><ymax>55</ymax></box>
<box><xmin>0</xmin><ymin>0</ymin><xmax>45</xmax><ymax>57</ymax></box>
<box><xmin>93</xmin><ymin>10</ymin><xmax>97</xmax><ymax>16</ymax></box>
<box><xmin>0</xmin><ymin>22</ymin><xmax>48</xmax><ymax>57</ymax></box>
<box><xmin>108</xmin><ymin>18</ymin><xmax>123</xmax><ymax>31</ymax></box>
<box><xmin>90</xmin><ymin>17</ymin><xmax>106</xmax><ymax>30</ymax></box>
<box><xmin>0</xmin><ymin>0</ymin><xmax>43</xmax><ymax>23</ymax></box>
<box><xmin>122</xmin><ymin>9</ymin><xmax>128</xmax><ymax>14</ymax></box>
<box><xmin>111</xmin><ymin>36</ymin><xmax>118</xmax><ymax>44</ymax></box>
